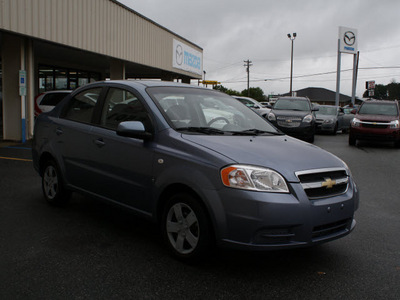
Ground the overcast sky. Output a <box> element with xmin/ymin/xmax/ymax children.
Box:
<box><xmin>117</xmin><ymin>0</ymin><xmax>400</xmax><ymax>98</ymax></box>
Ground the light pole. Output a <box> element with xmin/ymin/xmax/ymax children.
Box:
<box><xmin>287</xmin><ymin>33</ymin><xmax>296</xmax><ymax>96</ymax></box>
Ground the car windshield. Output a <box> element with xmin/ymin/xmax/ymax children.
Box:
<box><xmin>147</xmin><ymin>87</ymin><xmax>281</xmax><ymax>135</ymax></box>
<box><xmin>358</xmin><ymin>102</ymin><xmax>398</xmax><ymax>116</ymax></box>
<box><xmin>273</xmin><ymin>99</ymin><xmax>310</xmax><ymax>111</ymax></box>
<box><xmin>316</xmin><ymin>106</ymin><xmax>337</xmax><ymax>116</ymax></box>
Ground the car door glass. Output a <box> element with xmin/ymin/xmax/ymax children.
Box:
<box><xmin>63</xmin><ymin>88</ymin><xmax>102</xmax><ymax>123</ymax></box>
<box><xmin>101</xmin><ymin>88</ymin><xmax>150</xmax><ymax>131</ymax></box>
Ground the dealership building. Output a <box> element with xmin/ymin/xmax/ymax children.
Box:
<box><xmin>0</xmin><ymin>0</ymin><xmax>203</xmax><ymax>141</ymax></box>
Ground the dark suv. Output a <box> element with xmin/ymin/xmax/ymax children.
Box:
<box><xmin>267</xmin><ymin>97</ymin><xmax>317</xmax><ymax>142</ymax></box>
<box><xmin>349</xmin><ymin>100</ymin><xmax>400</xmax><ymax>147</ymax></box>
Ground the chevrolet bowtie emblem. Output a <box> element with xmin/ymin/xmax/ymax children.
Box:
<box><xmin>321</xmin><ymin>178</ymin><xmax>336</xmax><ymax>189</ymax></box>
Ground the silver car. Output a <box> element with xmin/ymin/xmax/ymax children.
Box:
<box><xmin>315</xmin><ymin>105</ymin><xmax>347</xmax><ymax>134</ymax></box>
<box><xmin>32</xmin><ymin>80</ymin><xmax>359</xmax><ymax>261</ymax></box>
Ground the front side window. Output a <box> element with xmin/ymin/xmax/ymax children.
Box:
<box><xmin>101</xmin><ymin>88</ymin><xmax>151</xmax><ymax>131</ymax></box>
<box><xmin>62</xmin><ymin>88</ymin><xmax>102</xmax><ymax>123</ymax></box>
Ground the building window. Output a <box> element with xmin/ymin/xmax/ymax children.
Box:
<box><xmin>38</xmin><ymin>65</ymin><xmax>101</xmax><ymax>93</ymax></box>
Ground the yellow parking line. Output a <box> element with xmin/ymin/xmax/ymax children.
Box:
<box><xmin>0</xmin><ymin>156</ymin><xmax>33</xmax><ymax>162</ymax></box>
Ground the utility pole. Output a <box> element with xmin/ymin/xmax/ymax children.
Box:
<box><xmin>244</xmin><ymin>59</ymin><xmax>252</xmax><ymax>96</ymax></box>
<box><xmin>287</xmin><ymin>33</ymin><xmax>296</xmax><ymax>96</ymax></box>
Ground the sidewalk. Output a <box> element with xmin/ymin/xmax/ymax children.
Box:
<box><xmin>0</xmin><ymin>139</ymin><xmax>32</xmax><ymax>149</ymax></box>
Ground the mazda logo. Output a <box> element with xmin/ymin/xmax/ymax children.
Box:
<box><xmin>176</xmin><ymin>45</ymin><xmax>183</xmax><ymax>65</ymax></box>
<box><xmin>344</xmin><ymin>31</ymin><xmax>356</xmax><ymax>46</ymax></box>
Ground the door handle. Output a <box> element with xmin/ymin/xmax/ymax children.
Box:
<box><xmin>56</xmin><ymin>128</ymin><xmax>63</xmax><ymax>136</ymax></box>
<box><xmin>94</xmin><ymin>138</ymin><xmax>106</xmax><ymax>147</ymax></box>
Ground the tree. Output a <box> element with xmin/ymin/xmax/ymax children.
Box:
<box><xmin>363</xmin><ymin>81</ymin><xmax>400</xmax><ymax>100</ymax></box>
<box><xmin>387</xmin><ymin>80</ymin><xmax>400</xmax><ymax>99</ymax></box>
<box><xmin>213</xmin><ymin>85</ymin><xmax>266</xmax><ymax>101</ymax></box>
<box><xmin>213</xmin><ymin>85</ymin><xmax>241</xmax><ymax>96</ymax></box>
<box><xmin>241</xmin><ymin>87</ymin><xmax>265</xmax><ymax>102</ymax></box>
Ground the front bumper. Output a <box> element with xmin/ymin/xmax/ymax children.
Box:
<box><xmin>210</xmin><ymin>179</ymin><xmax>359</xmax><ymax>250</ymax></box>
<box><xmin>271</xmin><ymin>121</ymin><xmax>315</xmax><ymax>140</ymax></box>
<box><xmin>350</xmin><ymin>126</ymin><xmax>400</xmax><ymax>142</ymax></box>
<box><xmin>316</xmin><ymin>122</ymin><xmax>335</xmax><ymax>132</ymax></box>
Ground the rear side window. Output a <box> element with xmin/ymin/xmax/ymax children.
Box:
<box><xmin>40</xmin><ymin>93</ymin><xmax>70</xmax><ymax>106</ymax></box>
<box><xmin>62</xmin><ymin>88</ymin><xmax>102</xmax><ymax>124</ymax></box>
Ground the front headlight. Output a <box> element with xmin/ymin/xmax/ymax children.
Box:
<box><xmin>303</xmin><ymin>114</ymin><xmax>313</xmax><ymax>123</ymax></box>
<box><xmin>221</xmin><ymin>165</ymin><xmax>289</xmax><ymax>193</ymax></box>
<box><xmin>267</xmin><ymin>112</ymin><xmax>276</xmax><ymax>121</ymax></box>
<box><xmin>351</xmin><ymin>118</ymin><xmax>361</xmax><ymax>127</ymax></box>
<box><xmin>390</xmin><ymin>120</ymin><xmax>399</xmax><ymax>129</ymax></box>
<box><xmin>323</xmin><ymin>118</ymin><xmax>334</xmax><ymax>124</ymax></box>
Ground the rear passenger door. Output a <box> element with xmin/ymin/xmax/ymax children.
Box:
<box><xmin>55</xmin><ymin>87</ymin><xmax>104</xmax><ymax>189</ymax></box>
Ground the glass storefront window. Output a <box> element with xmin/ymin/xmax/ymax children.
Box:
<box><xmin>39</xmin><ymin>65</ymin><xmax>101</xmax><ymax>92</ymax></box>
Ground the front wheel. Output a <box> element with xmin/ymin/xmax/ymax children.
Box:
<box><xmin>161</xmin><ymin>193</ymin><xmax>213</xmax><ymax>261</ymax></box>
<box><xmin>349</xmin><ymin>134</ymin><xmax>356</xmax><ymax>146</ymax></box>
<box><xmin>332</xmin><ymin>123</ymin><xmax>338</xmax><ymax>135</ymax></box>
<box><xmin>42</xmin><ymin>160</ymin><xmax>71</xmax><ymax>206</ymax></box>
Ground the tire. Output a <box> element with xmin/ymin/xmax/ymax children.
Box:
<box><xmin>161</xmin><ymin>193</ymin><xmax>213</xmax><ymax>261</ymax></box>
<box><xmin>332</xmin><ymin>123</ymin><xmax>338</xmax><ymax>135</ymax></box>
<box><xmin>349</xmin><ymin>134</ymin><xmax>356</xmax><ymax>146</ymax></box>
<box><xmin>42</xmin><ymin>160</ymin><xmax>71</xmax><ymax>206</ymax></box>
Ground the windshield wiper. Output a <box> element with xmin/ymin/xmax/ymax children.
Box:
<box><xmin>176</xmin><ymin>127</ymin><xmax>225</xmax><ymax>135</ymax></box>
<box><xmin>231</xmin><ymin>129</ymin><xmax>284</xmax><ymax>136</ymax></box>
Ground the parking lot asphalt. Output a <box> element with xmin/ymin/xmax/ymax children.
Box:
<box><xmin>0</xmin><ymin>140</ymin><xmax>33</xmax><ymax>161</ymax></box>
<box><xmin>1</xmin><ymin>134</ymin><xmax>400</xmax><ymax>299</ymax></box>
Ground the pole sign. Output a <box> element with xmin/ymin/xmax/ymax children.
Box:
<box><xmin>366</xmin><ymin>80</ymin><xmax>375</xmax><ymax>97</ymax></box>
<box><xmin>173</xmin><ymin>39</ymin><xmax>203</xmax><ymax>76</ymax></box>
<box><xmin>19</xmin><ymin>70</ymin><xmax>27</xmax><ymax>96</ymax></box>
<box><xmin>339</xmin><ymin>26</ymin><xmax>358</xmax><ymax>54</ymax></box>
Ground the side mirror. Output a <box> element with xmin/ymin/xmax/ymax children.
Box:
<box><xmin>351</xmin><ymin>109</ymin><xmax>357</xmax><ymax>114</ymax></box>
<box><xmin>312</xmin><ymin>107</ymin><xmax>319</xmax><ymax>111</ymax></box>
<box><xmin>117</xmin><ymin>121</ymin><xmax>153</xmax><ymax>140</ymax></box>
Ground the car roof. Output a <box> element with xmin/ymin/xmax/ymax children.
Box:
<box><xmin>85</xmin><ymin>80</ymin><xmax>206</xmax><ymax>89</ymax></box>
<box><xmin>278</xmin><ymin>96</ymin><xmax>310</xmax><ymax>101</ymax></box>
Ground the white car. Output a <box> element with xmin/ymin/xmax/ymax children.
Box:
<box><xmin>232</xmin><ymin>96</ymin><xmax>271</xmax><ymax>118</ymax></box>
<box><xmin>34</xmin><ymin>90</ymin><xmax>72</xmax><ymax>117</ymax></box>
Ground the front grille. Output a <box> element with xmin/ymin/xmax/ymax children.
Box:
<box><xmin>277</xmin><ymin>116</ymin><xmax>302</xmax><ymax>128</ymax></box>
<box><xmin>361</xmin><ymin>122</ymin><xmax>389</xmax><ymax>129</ymax></box>
<box><xmin>312</xmin><ymin>219</ymin><xmax>351</xmax><ymax>240</ymax></box>
<box><xmin>296</xmin><ymin>168</ymin><xmax>349</xmax><ymax>200</ymax></box>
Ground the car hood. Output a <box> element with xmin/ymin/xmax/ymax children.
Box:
<box><xmin>182</xmin><ymin>134</ymin><xmax>346</xmax><ymax>182</ymax></box>
<box><xmin>356</xmin><ymin>114</ymin><xmax>398</xmax><ymax>122</ymax></box>
<box><xmin>316</xmin><ymin>114</ymin><xmax>337</xmax><ymax>120</ymax></box>
<box><xmin>271</xmin><ymin>109</ymin><xmax>310</xmax><ymax>118</ymax></box>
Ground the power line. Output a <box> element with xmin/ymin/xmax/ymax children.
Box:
<box><xmin>221</xmin><ymin>66</ymin><xmax>400</xmax><ymax>84</ymax></box>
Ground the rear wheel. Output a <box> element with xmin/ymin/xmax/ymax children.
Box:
<box><xmin>161</xmin><ymin>193</ymin><xmax>213</xmax><ymax>261</ymax></box>
<box><xmin>42</xmin><ymin>160</ymin><xmax>71</xmax><ymax>205</ymax></box>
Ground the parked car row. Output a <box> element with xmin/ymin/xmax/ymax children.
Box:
<box><xmin>33</xmin><ymin>89</ymin><xmax>399</xmax><ymax>149</ymax></box>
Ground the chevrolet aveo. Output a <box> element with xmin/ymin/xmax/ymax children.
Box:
<box><xmin>32</xmin><ymin>80</ymin><xmax>359</xmax><ymax>261</ymax></box>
